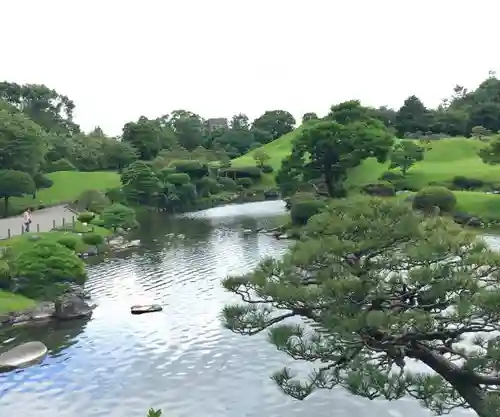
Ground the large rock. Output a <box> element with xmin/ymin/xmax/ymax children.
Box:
<box><xmin>0</xmin><ymin>341</ymin><xmax>48</xmax><ymax>371</ymax></box>
<box><xmin>64</xmin><ymin>283</ymin><xmax>91</xmax><ymax>300</ymax></box>
<box><xmin>54</xmin><ymin>293</ymin><xmax>94</xmax><ymax>320</ymax></box>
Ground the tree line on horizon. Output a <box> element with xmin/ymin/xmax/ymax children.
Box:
<box><xmin>0</xmin><ymin>72</ymin><xmax>500</xmax><ymax>215</ymax></box>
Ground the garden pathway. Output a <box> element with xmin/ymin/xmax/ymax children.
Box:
<box><xmin>0</xmin><ymin>205</ymin><xmax>77</xmax><ymax>240</ymax></box>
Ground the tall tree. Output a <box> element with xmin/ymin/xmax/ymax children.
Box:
<box><xmin>301</xmin><ymin>112</ymin><xmax>319</xmax><ymax>124</ymax></box>
<box><xmin>277</xmin><ymin>118</ymin><xmax>393</xmax><ymax>197</ymax></box>
<box><xmin>169</xmin><ymin>110</ymin><xmax>205</xmax><ymax>151</ymax></box>
<box><xmin>0</xmin><ymin>170</ymin><xmax>35</xmax><ymax>216</ymax></box>
<box><xmin>122</xmin><ymin>116</ymin><xmax>163</xmax><ymax>160</ymax></box>
<box><xmin>222</xmin><ymin>197</ymin><xmax>500</xmax><ymax>416</ymax></box>
<box><xmin>0</xmin><ymin>109</ymin><xmax>45</xmax><ymax>174</ymax></box>
<box><xmin>0</xmin><ymin>82</ymin><xmax>79</xmax><ymax>134</ymax></box>
<box><xmin>120</xmin><ymin>161</ymin><xmax>161</xmax><ymax>205</ymax></box>
<box><xmin>328</xmin><ymin>100</ymin><xmax>372</xmax><ymax>124</ymax></box>
<box><xmin>230</xmin><ymin>113</ymin><xmax>250</xmax><ymax>131</ymax></box>
<box><xmin>395</xmin><ymin>95</ymin><xmax>431</xmax><ymax>136</ymax></box>
<box><xmin>252</xmin><ymin>110</ymin><xmax>295</xmax><ymax>140</ymax></box>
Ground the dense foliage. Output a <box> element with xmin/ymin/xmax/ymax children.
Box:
<box><xmin>101</xmin><ymin>204</ymin><xmax>137</xmax><ymax>231</ymax></box>
<box><xmin>222</xmin><ymin>197</ymin><xmax>500</xmax><ymax>416</ymax></box>
<box><xmin>6</xmin><ymin>241</ymin><xmax>86</xmax><ymax>299</ymax></box>
<box><xmin>277</xmin><ymin>103</ymin><xmax>394</xmax><ymax>197</ymax></box>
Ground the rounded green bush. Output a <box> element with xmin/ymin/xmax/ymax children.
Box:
<box><xmin>33</xmin><ymin>172</ymin><xmax>53</xmax><ymax>190</ymax></box>
<box><xmin>220</xmin><ymin>166</ymin><xmax>262</xmax><ymax>179</ymax></box>
<box><xmin>46</xmin><ymin>158</ymin><xmax>77</xmax><ymax>172</ymax></box>
<box><xmin>166</xmin><ymin>173</ymin><xmax>191</xmax><ymax>186</ymax></box>
<box><xmin>412</xmin><ymin>186</ymin><xmax>457</xmax><ymax>213</ymax></box>
<box><xmin>105</xmin><ymin>187</ymin><xmax>126</xmax><ymax>204</ymax></box>
<box><xmin>173</xmin><ymin>160</ymin><xmax>209</xmax><ymax>179</ymax></box>
<box><xmin>78</xmin><ymin>212</ymin><xmax>95</xmax><ymax>223</ymax></box>
<box><xmin>82</xmin><ymin>232</ymin><xmax>104</xmax><ymax>246</ymax></box>
<box><xmin>76</xmin><ymin>189</ymin><xmax>111</xmax><ymax>213</ymax></box>
<box><xmin>102</xmin><ymin>203</ymin><xmax>137</xmax><ymax>230</ymax></box>
<box><xmin>236</xmin><ymin>177</ymin><xmax>253</xmax><ymax>188</ymax></box>
<box><xmin>218</xmin><ymin>177</ymin><xmax>237</xmax><ymax>191</ymax></box>
<box><xmin>379</xmin><ymin>170</ymin><xmax>404</xmax><ymax>182</ymax></box>
<box><xmin>362</xmin><ymin>182</ymin><xmax>395</xmax><ymax>197</ymax></box>
<box><xmin>452</xmin><ymin>176</ymin><xmax>484</xmax><ymax>190</ymax></box>
<box><xmin>91</xmin><ymin>218</ymin><xmax>106</xmax><ymax>227</ymax></box>
<box><xmin>10</xmin><ymin>241</ymin><xmax>86</xmax><ymax>299</ymax></box>
<box><xmin>196</xmin><ymin>176</ymin><xmax>219</xmax><ymax>196</ymax></box>
<box><xmin>291</xmin><ymin>199</ymin><xmax>327</xmax><ymax>225</ymax></box>
<box><xmin>261</xmin><ymin>164</ymin><xmax>274</xmax><ymax>174</ymax></box>
<box><xmin>57</xmin><ymin>236</ymin><xmax>79</xmax><ymax>250</ymax></box>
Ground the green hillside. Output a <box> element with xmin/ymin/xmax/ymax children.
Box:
<box><xmin>233</xmin><ymin>131</ymin><xmax>499</xmax><ymax>191</ymax></box>
<box><xmin>232</xmin><ymin>127</ymin><xmax>305</xmax><ymax>170</ymax></box>
<box><xmin>6</xmin><ymin>171</ymin><xmax>121</xmax><ymax>215</ymax></box>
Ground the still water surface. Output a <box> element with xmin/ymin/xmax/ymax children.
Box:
<box><xmin>0</xmin><ymin>201</ymin><xmax>477</xmax><ymax>417</ymax></box>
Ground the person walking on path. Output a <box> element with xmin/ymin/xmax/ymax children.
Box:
<box><xmin>23</xmin><ymin>208</ymin><xmax>32</xmax><ymax>233</ymax></box>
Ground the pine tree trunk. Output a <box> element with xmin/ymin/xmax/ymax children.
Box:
<box><xmin>413</xmin><ymin>346</ymin><xmax>489</xmax><ymax>416</ymax></box>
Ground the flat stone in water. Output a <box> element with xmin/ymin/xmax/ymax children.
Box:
<box><xmin>130</xmin><ymin>304</ymin><xmax>163</xmax><ymax>315</ymax></box>
<box><xmin>0</xmin><ymin>341</ymin><xmax>48</xmax><ymax>370</ymax></box>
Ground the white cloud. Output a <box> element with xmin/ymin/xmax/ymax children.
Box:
<box><xmin>2</xmin><ymin>0</ymin><xmax>499</xmax><ymax>135</ymax></box>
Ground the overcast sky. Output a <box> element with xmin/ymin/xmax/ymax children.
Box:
<box><xmin>2</xmin><ymin>0</ymin><xmax>499</xmax><ymax>136</ymax></box>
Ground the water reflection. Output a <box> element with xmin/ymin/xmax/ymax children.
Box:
<box><xmin>0</xmin><ymin>201</ymin><xmax>476</xmax><ymax>417</ymax></box>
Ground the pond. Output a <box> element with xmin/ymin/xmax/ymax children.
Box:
<box><xmin>0</xmin><ymin>201</ymin><xmax>477</xmax><ymax>417</ymax></box>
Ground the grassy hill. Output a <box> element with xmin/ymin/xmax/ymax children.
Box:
<box><xmin>6</xmin><ymin>171</ymin><xmax>121</xmax><ymax>215</ymax></box>
<box><xmin>233</xmin><ymin>131</ymin><xmax>500</xmax><ymax>190</ymax></box>
<box><xmin>233</xmin><ymin>130</ymin><xmax>500</xmax><ymax>220</ymax></box>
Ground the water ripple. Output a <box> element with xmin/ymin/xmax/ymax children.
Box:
<box><xmin>0</xmin><ymin>202</ymin><xmax>475</xmax><ymax>417</ymax></box>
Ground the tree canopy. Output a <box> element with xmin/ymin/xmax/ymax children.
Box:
<box><xmin>277</xmin><ymin>109</ymin><xmax>394</xmax><ymax>197</ymax></box>
<box><xmin>222</xmin><ymin>197</ymin><xmax>500</xmax><ymax>416</ymax></box>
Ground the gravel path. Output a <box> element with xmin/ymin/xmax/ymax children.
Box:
<box><xmin>0</xmin><ymin>205</ymin><xmax>77</xmax><ymax>240</ymax></box>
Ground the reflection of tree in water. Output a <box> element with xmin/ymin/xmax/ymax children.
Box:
<box><xmin>0</xmin><ymin>317</ymin><xmax>90</xmax><ymax>357</ymax></box>
<box><xmin>132</xmin><ymin>212</ymin><xmax>213</xmax><ymax>248</ymax></box>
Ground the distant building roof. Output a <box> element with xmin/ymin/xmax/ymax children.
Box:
<box><xmin>207</xmin><ymin>118</ymin><xmax>228</xmax><ymax>130</ymax></box>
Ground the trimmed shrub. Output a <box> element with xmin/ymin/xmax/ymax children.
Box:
<box><xmin>46</xmin><ymin>158</ymin><xmax>77</xmax><ymax>172</ymax></box>
<box><xmin>78</xmin><ymin>212</ymin><xmax>95</xmax><ymax>223</ymax></box>
<box><xmin>379</xmin><ymin>170</ymin><xmax>404</xmax><ymax>182</ymax></box>
<box><xmin>75</xmin><ymin>190</ymin><xmax>111</xmax><ymax>213</ymax></box>
<box><xmin>236</xmin><ymin>177</ymin><xmax>253</xmax><ymax>188</ymax></box>
<box><xmin>362</xmin><ymin>182</ymin><xmax>395</xmax><ymax>197</ymax></box>
<box><xmin>10</xmin><ymin>241</ymin><xmax>86</xmax><ymax>299</ymax></box>
<box><xmin>158</xmin><ymin>167</ymin><xmax>176</xmax><ymax>182</ymax></box>
<box><xmin>57</xmin><ymin>236</ymin><xmax>79</xmax><ymax>250</ymax></box>
<box><xmin>105</xmin><ymin>187</ymin><xmax>126</xmax><ymax>204</ymax></box>
<box><xmin>452</xmin><ymin>176</ymin><xmax>484</xmax><ymax>190</ymax></box>
<box><xmin>33</xmin><ymin>172</ymin><xmax>53</xmax><ymax>190</ymax></box>
<box><xmin>218</xmin><ymin>177</ymin><xmax>238</xmax><ymax>191</ymax></box>
<box><xmin>102</xmin><ymin>204</ymin><xmax>137</xmax><ymax>230</ymax></box>
<box><xmin>412</xmin><ymin>186</ymin><xmax>457</xmax><ymax>213</ymax></box>
<box><xmin>291</xmin><ymin>199</ymin><xmax>327</xmax><ymax>225</ymax></box>
<box><xmin>196</xmin><ymin>177</ymin><xmax>220</xmax><ymax>197</ymax></box>
<box><xmin>261</xmin><ymin>164</ymin><xmax>274</xmax><ymax>174</ymax></box>
<box><xmin>91</xmin><ymin>218</ymin><xmax>106</xmax><ymax>227</ymax></box>
<box><xmin>166</xmin><ymin>173</ymin><xmax>191</xmax><ymax>186</ymax></box>
<box><xmin>173</xmin><ymin>160</ymin><xmax>209</xmax><ymax>179</ymax></box>
<box><xmin>220</xmin><ymin>166</ymin><xmax>262</xmax><ymax>180</ymax></box>
<box><xmin>82</xmin><ymin>232</ymin><xmax>104</xmax><ymax>246</ymax></box>
<box><xmin>176</xmin><ymin>183</ymin><xmax>197</xmax><ymax>203</ymax></box>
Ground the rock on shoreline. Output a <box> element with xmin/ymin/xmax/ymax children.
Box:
<box><xmin>0</xmin><ymin>287</ymin><xmax>95</xmax><ymax>328</ymax></box>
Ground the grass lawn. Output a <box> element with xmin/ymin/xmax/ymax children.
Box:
<box><xmin>0</xmin><ymin>289</ymin><xmax>36</xmax><ymax>314</ymax></box>
<box><xmin>0</xmin><ymin>220</ymin><xmax>112</xmax><ymax>253</ymax></box>
<box><xmin>7</xmin><ymin>171</ymin><xmax>121</xmax><ymax>214</ymax></box>
<box><xmin>453</xmin><ymin>191</ymin><xmax>500</xmax><ymax>219</ymax></box>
